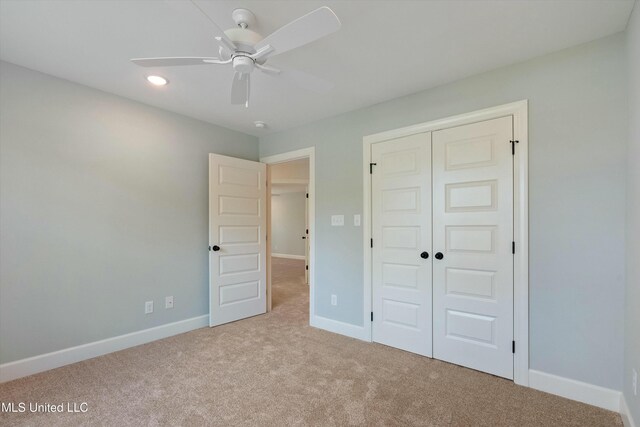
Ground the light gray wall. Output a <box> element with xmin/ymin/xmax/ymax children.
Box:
<box><xmin>271</xmin><ymin>192</ymin><xmax>306</xmax><ymax>257</ymax></box>
<box><xmin>0</xmin><ymin>61</ymin><xmax>258</xmax><ymax>364</ymax></box>
<box><xmin>260</xmin><ymin>34</ymin><xmax>627</xmax><ymax>390</ymax></box>
<box><xmin>625</xmin><ymin>3</ymin><xmax>640</xmax><ymax>421</ymax></box>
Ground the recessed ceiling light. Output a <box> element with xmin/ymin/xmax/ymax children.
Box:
<box><xmin>146</xmin><ymin>75</ymin><xmax>168</xmax><ymax>86</ymax></box>
<box><xmin>254</xmin><ymin>121</ymin><xmax>267</xmax><ymax>129</ymax></box>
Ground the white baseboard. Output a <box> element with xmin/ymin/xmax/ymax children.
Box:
<box><xmin>311</xmin><ymin>315</ymin><xmax>368</xmax><ymax>341</ymax></box>
<box><xmin>621</xmin><ymin>393</ymin><xmax>638</xmax><ymax>427</ymax></box>
<box><xmin>0</xmin><ymin>315</ymin><xmax>208</xmax><ymax>383</ymax></box>
<box><xmin>272</xmin><ymin>253</ymin><xmax>306</xmax><ymax>260</ymax></box>
<box><xmin>529</xmin><ymin>369</ymin><xmax>622</xmax><ymax>412</ymax></box>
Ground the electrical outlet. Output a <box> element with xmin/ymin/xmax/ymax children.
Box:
<box><xmin>331</xmin><ymin>294</ymin><xmax>337</xmax><ymax>306</ymax></box>
<box><xmin>633</xmin><ymin>368</ymin><xmax>638</xmax><ymax>396</ymax></box>
<box><xmin>144</xmin><ymin>301</ymin><xmax>153</xmax><ymax>314</ymax></box>
<box><xmin>353</xmin><ymin>214</ymin><xmax>361</xmax><ymax>226</ymax></box>
<box><xmin>165</xmin><ymin>296</ymin><xmax>174</xmax><ymax>309</ymax></box>
<box><xmin>331</xmin><ymin>215</ymin><xmax>344</xmax><ymax>226</ymax></box>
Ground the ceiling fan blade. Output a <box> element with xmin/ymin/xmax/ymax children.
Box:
<box><xmin>255</xmin><ymin>63</ymin><xmax>281</xmax><ymax>75</ymax></box>
<box><xmin>249</xmin><ymin>44</ymin><xmax>274</xmax><ymax>62</ymax></box>
<box><xmin>254</xmin><ymin>7</ymin><xmax>340</xmax><ymax>58</ymax></box>
<box><xmin>231</xmin><ymin>72</ymin><xmax>250</xmax><ymax>107</ymax></box>
<box><xmin>265</xmin><ymin>65</ymin><xmax>333</xmax><ymax>93</ymax></box>
<box><xmin>131</xmin><ymin>57</ymin><xmax>225</xmax><ymax>67</ymax></box>
<box><xmin>188</xmin><ymin>0</ymin><xmax>237</xmax><ymax>55</ymax></box>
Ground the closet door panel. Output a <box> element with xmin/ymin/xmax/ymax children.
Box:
<box><xmin>432</xmin><ymin>116</ymin><xmax>514</xmax><ymax>379</ymax></box>
<box><xmin>371</xmin><ymin>132</ymin><xmax>432</xmax><ymax>357</ymax></box>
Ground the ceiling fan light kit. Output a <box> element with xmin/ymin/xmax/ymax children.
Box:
<box><xmin>131</xmin><ymin>3</ymin><xmax>341</xmax><ymax>109</ymax></box>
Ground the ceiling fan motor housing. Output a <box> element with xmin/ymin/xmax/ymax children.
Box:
<box><xmin>233</xmin><ymin>56</ymin><xmax>254</xmax><ymax>74</ymax></box>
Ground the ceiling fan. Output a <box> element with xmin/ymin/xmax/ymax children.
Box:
<box><xmin>131</xmin><ymin>1</ymin><xmax>341</xmax><ymax>107</ymax></box>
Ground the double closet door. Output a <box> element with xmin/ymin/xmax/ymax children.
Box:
<box><xmin>371</xmin><ymin>116</ymin><xmax>514</xmax><ymax>379</ymax></box>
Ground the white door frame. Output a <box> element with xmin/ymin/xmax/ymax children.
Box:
<box><xmin>260</xmin><ymin>147</ymin><xmax>315</xmax><ymax>321</ymax></box>
<box><xmin>305</xmin><ymin>184</ymin><xmax>310</xmax><ymax>284</ymax></box>
<box><xmin>362</xmin><ymin>100</ymin><xmax>529</xmax><ymax>386</ymax></box>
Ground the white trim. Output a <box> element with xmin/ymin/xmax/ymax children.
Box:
<box><xmin>512</xmin><ymin>101</ymin><xmax>529</xmax><ymax>386</ymax></box>
<box><xmin>364</xmin><ymin>100</ymin><xmax>527</xmax><ymax>144</ymax></box>
<box><xmin>0</xmin><ymin>315</ymin><xmax>208</xmax><ymax>383</ymax></box>
<box><xmin>311</xmin><ymin>315</ymin><xmax>368</xmax><ymax>341</ymax></box>
<box><xmin>529</xmin><ymin>370</ymin><xmax>622</xmax><ymax>412</ymax></box>
<box><xmin>261</xmin><ymin>147</ymin><xmax>314</xmax><ymax>164</ymax></box>
<box><xmin>621</xmin><ymin>393</ymin><xmax>638</xmax><ymax>427</ymax></box>
<box><xmin>272</xmin><ymin>253</ymin><xmax>306</xmax><ymax>260</ymax></box>
<box><xmin>362</xmin><ymin>100</ymin><xmax>529</xmax><ymax>385</ymax></box>
<box><xmin>261</xmin><ymin>147</ymin><xmax>315</xmax><ymax>322</ymax></box>
<box><xmin>362</xmin><ymin>140</ymin><xmax>373</xmax><ymax>342</ymax></box>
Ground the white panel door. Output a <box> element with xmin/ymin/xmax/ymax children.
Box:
<box><xmin>209</xmin><ymin>154</ymin><xmax>267</xmax><ymax>327</ymax></box>
<box><xmin>371</xmin><ymin>132</ymin><xmax>432</xmax><ymax>356</ymax></box>
<box><xmin>432</xmin><ymin>116</ymin><xmax>514</xmax><ymax>379</ymax></box>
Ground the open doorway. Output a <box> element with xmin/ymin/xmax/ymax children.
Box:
<box><xmin>261</xmin><ymin>148</ymin><xmax>315</xmax><ymax>322</ymax></box>
<box><xmin>269</xmin><ymin>159</ymin><xmax>308</xmax><ymax>311</ymax></box>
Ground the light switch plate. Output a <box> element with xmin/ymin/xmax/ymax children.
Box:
<box><xmin>331</xmin><ymin>215</ymin><xmax>344</xmax><ymax>226</ymax></box>
<box><xmin>354</xmin><ymin>214</ymin><xmax>361</xmax><ymax>226</ymax></box>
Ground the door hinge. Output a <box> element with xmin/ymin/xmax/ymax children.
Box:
<box><xmin>512</xmin><ymin>341</ymin><xmax>516</xmax><ymax>354</ymax></box>
<box><xmin>371</xmin><ymin>312</ymin><xmax>374</xmax><ymax>321</ymax></box>
<box><xmin>306</xmin><ymin>265</ymin><xmax>309</xmax><ymax>271</ymax></box>
<box><xmin>306</xmin><ymin>229</ymin><xmax>309</xmax><ymax>234</ymax></box>
<box><xmin>370</xmin><ymin>238</ymin><xmax>373</xmax><ymax>248</ymax></box>
<box><xmin>512</xmin><ymin>241</ymin><xmax>516</xmax><ymax>254</ymax></box>
<box><xmin>370</xmin><ymin>162</ymin><xmax>377</xmax><ymax>174</ymax></box>
<box><xmin>510</xmin><ymin>140</ymin><xmax>519</xmax><ymax>155</ymax></box>
<box><xmin>306</xmin><ymin>193</ymin><xmax>309</xmax><ymax>198</ymax></box>
<box><xmin>208</xmin><ymin>245</ymin><xmax>211</xmax><ymax>251</ymax></box>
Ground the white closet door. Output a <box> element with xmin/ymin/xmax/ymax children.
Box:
<box><xmin>432</xmin><ymin>116</ymin><xmax>514</xmax><ymax>379</ymax></box>
<box><xmin>371</xmin><ymin>132</ymin><xmax>432</xmax><ymax>356</ymax></box>
<box><xmin>209</xmin><ymin>154</ymin><xmax>267</xmax><ymax>327</ymax></box>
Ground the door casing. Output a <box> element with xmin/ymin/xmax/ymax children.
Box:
<box><xmin>305</xmin><ymin>185</ymin><xmax>309</xmax><ymax>285</ymax></box>
<box><xmin>362</xmin><ymin>100</ymin><xmax>529</xmax><ymax>386</ymax></box>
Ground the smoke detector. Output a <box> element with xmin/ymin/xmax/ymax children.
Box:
<box><xmin>254</xmin><ymin>121</ymin><xmax>267</xmax><ymax>129</ymax></box>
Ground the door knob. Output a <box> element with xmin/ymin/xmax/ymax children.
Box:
<box><xmin>212</xmin><ymin>245</ymin><xmax>220</xmax><ymax>251</ymax></box>
<box><xmin>420</xmin><ymin>251</ymin><xmax>429</xmax><ymax>259</ymax></box>
<box><xmin>435</xmin><ymin>252</ymin><xmax>444</xmax><ymax>260</ymax></box>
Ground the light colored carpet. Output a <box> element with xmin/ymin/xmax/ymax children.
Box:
<box><xmin>0</xmin><ymin>258</ymin><xmax>622</xmax><ymax>426</ymax></box>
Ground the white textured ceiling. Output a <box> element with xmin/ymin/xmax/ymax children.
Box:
<box><xmin>0</xmin><ymin>0</ymin><xmax>634</xmax><ymax>136</ymax></box>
